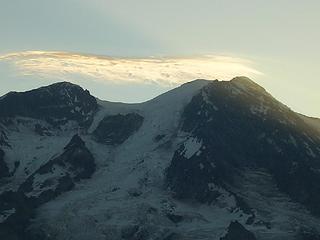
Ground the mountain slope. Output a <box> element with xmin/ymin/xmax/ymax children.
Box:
<box><xmin>167</xmin><ymin>77</ymin><xmax>320</xmax><ymax>213</ymax></box>
<box><xmin>299</xmin><ymin>114</ymin><xmax>320</xmax><ymax>134</ymax></box>
<box><xmin>0</xmin><ymin>78</ymin><xmax>319</xmax><ymax>240</ymax></box>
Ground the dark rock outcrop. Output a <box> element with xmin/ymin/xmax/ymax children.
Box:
<box><xmin>0</xmin><ymin>148</ymin><xmax>9</xmax><ymax>179</ymax></box>
<box><xmin>0</xmin><ymin>130</ymin><xmax>10</xmax><ymax>147</ymax></box>
<box><xmin>93</xmin><ymin>113</ymin><xmax>143</xmax><ymax>145</ymax></box>
<box><xmin>34</xmin><ymin>123</ymin><xmax>52</xmax><ymax>136</ymax></box>
<box><xmin>19</xmin><ymin>134</ymin><xmax>95</xmax><ymax>206</ymax></box>
<box><xmin>0</xmin><ymin>82</ymin><xmax>98</xmax><ymax>127</ymax></box>
<box><xmin>220</xmin><ymin>221</ymin><xmax>256</xmax><ymax>240</ymax></box>
<box><xmin>166</xmin><ymin>143</ymin><xmax>221</xmax><ymax>203</ymax></box>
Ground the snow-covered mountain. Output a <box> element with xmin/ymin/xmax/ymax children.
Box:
<box><xmin>0</xmin><ymin>78</ymin><xmax>320</xmax><ymax>240</ymax></box>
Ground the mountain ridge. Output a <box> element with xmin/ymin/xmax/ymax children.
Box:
<box><xmin>0</xmin><ymin>77</ymin><xmax>319</xmax><ymax>240</ymax></box>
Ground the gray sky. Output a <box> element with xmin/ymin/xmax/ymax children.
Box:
<box><xmin>0</xmin><ymin>0</ymin><xmax>319</xmax><ymax>117</ymax></box>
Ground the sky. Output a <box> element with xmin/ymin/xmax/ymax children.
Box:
<box><xmin>0</xmin><ymin>0</ymin><xmax>319</xmax><ymax>117</ymax></box>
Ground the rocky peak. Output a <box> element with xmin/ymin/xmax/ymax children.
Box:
<box><xmin>230</xmin><ymin>76</ymin><xmax>265</xmax><ymax>91</ymax></box>
<box><xmin>230</xmin><ymin>76</ymin><xmax>259</xmax><ymax>85</ymax></box>
<box><xmin>167</xmin><ymin>77</ymin><xmax>320</xmax><ymax>216</ymax></box>
<box><xmin>0</xmin><ymin>81</ymin><xmax>98</xmax><ymax>127</ymax></box>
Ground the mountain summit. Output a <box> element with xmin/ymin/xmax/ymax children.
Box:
<box><xmin>0</xmin><ymin>78</ymin><xmax>319</xmax><ymax>240</ymax></box>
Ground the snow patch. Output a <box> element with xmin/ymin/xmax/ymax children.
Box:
<box><xmin>182</xmin><ymin>137</ymin><xmax>202</xmax><ymax>159</ymax></box>
<box><xmin>26</xmin><ymin>165</ymin><xmax>67</xmax><ymax>198</ymax></box>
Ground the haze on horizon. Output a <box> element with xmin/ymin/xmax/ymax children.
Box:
<box><xmin>0</xmin><ymin>0</ymin><xmax>319</xmax><ymax>117</ymax></box>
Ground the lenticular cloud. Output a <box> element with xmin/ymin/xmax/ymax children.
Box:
<box><xmin>0</xmin><ymin>51</ymin><xmax>262</xmax><ymax>86</ymax></box>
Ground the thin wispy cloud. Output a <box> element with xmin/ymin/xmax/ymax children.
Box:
<box><xmin>0</xmin><ymin>51</ymin><xmax>262</xmax><ymax>87</ymax></box>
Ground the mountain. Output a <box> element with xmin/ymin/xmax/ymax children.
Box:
<box><xmin>0</xmin><ymin>78</ymin><xmax>319</xmax><ymax>240</ymax></box>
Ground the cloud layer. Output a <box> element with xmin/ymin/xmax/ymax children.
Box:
<box><xmin>0</xmin><ymin>51</ymin><xmax>262</xmax><ymax>87</ymax></box>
